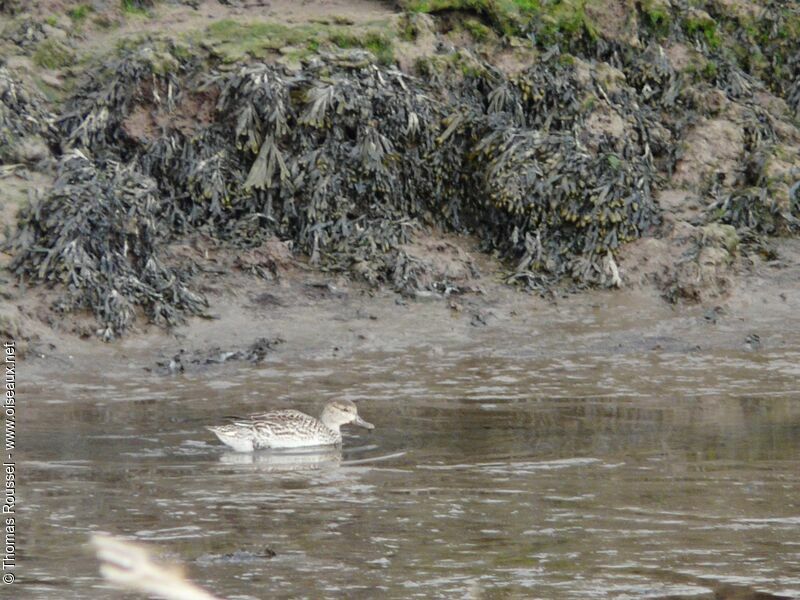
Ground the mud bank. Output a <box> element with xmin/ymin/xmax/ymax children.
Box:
<box><xmin>12</xmin><ymin>231</ymin><xmax>800</xmax><ymax>389</ymax></box>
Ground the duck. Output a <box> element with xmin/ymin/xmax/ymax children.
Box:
<box><xmin>207</xmin><ymin>399</ymin><xmax>374</xmax><ymax>452</ymax></box>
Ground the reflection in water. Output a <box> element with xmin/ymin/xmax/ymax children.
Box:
<box><xmin>218</xmin><ymin>448</ymin><xmax>342</xmax><ymax>471</ymax></box>
<box><xmin>17</xmin><ymin>338</ymin><xmax>800</xmax><ymax>599</ymax></box>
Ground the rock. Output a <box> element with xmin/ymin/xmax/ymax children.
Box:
<box><xmin>704</xmin><ymin>89</ymin><xmax>728</xmax><ymax>115</ymax></box>
<box><xmin>594</xmin><ymin>62</ymin><xmax>627</xmax><ymax>95</ymax></box>
<box><xmin>669</xmin><ymin>224</ymin><xmax>738</xmax><ymax>302</ymax></box>
<box><xmin>744</xmin><ymin>332</ymin><xmax>761</xmax><ymax>350</ymax></box>
<box><xmin>623</xmin><ymin>218</ymin><xmax>740</xmax><ymax>304</ymax></box>
<box><xmin>572</xmin><ymin>57</ymin><xmax>593</xmax><ymax>88</ymax></box>
<box><xmin>698</xmin><ymin>245</ymin><xmax>731</xmax><ymax>268</ymax></box>
<box><xmin>665</xmin><ymin>43</ymin><xmax>695</xmax><ymax>72</ymax></box>
<box><xmin>414</xmin><ymin>290</ymin><xmax>442</xmax><ymax>302</ymax></box>
<box><xmin>583</xmin><ymin>103</ymin><xmax>627</xmax><ymax>153</ymax></box>
<box><xmin>41</xmin><ymin>24</ymin><xmax>67</xmax><ymax>42</ymax></box>
<box><xmin>711</xmin><ymin>0</ymin><xmax>760</xmax><ymax>19</ymax></box>
<box><xmin>673</xmin><ymin>118</ymin><xmax>744</xmax><ymax>190</ymax></box>
<box><xmin>140</xmin><ymin>47</ymin><xmax>180</xmax><ymax>75</ymax></box>
<box><xmin>585</xmin><ymin>0</ymin><xmax>641</xmax><ymax>47</ymax></box>
<box><xmin>400</xmin><ymin>234</ymin><xmax>478</xmax><ymax>293</ymax></box>
<box><xmin>4</xmin><ymin>56</ymin><xmax>31</xmax><ymax>71</ymax></box>
<box><xmin>670</xmin><ymin>245</ymin><xmax>733</xmax><ymax>303</ymax></box>
<box><xmin>12</xmin><ymin>136</ymin><xmax>50</xmax><ymax>164</ymax></box>
<box><xmin>701</xmin><ymin>223</ymin><xmax>739</xmax><ymax>254</ymax></box>
<box><xmin>687</xmin><ymin>8</ymin><xmax>715</xmax><ymax>26</ymax></box>
<box><xmin>263</xmin><ymin>238</ymin><xmax>293</xmax><ymax>266</ymax></box>
<box><xmin>39</xmin><ymin>72</ymin><xmax>64</xmax><ymax>89</ymax></box>
<box><xmin>0</xmin><ymin>310</ymin><xmax>28</xmax><ymax>357</ymax></box>
<box><xmin>0</xmin><ymin>311</ymin><xmax>21</xmax><ymax>339</ymax></box>
<box><xmin>657</xmin><ymin>189</ymin><xmax>703</xmax><ymax>223</ymax></box>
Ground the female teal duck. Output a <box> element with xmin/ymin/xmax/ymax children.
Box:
<box><xmin>207</xmin><ymin>400</ymin><xmax>374</xmax><ymax>452</ymax></box>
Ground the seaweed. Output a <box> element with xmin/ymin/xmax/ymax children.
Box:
<box><xmin>153</xmin><ymin>336</ymin><xmax>284</xmax><ymax>374</ymax></box>
<box><xmin>7</xmin><ymin>46</ymin><xmax>662</xmax><ymax>334</ymax></box>
<box><xmin>710</xmin><ymin>188</ymin><xmax>785</xmax><ymax>235</ymax></box>
<box><xmin>0</xmin><ymin>0</ymin><xmax>22</xmax><ymax>15</ymax></box>
<box><xmin>9</xmin><ymin>152</ymin><xmax>207</xmax><ymax>340</ymax></box>
<box><xmin>6</xmin><ymin>0</ymin><xmax>800</xmax><ymax>335</ymax></box>
<box><xmin>0</xmin><ymin>66</ymin><xmax>56</xmax><ymax>164</ymax></box>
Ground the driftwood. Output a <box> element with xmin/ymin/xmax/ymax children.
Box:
<box><xmin>91</xmin><ymin>534</ymin><xmax>222</xmax><ymax>600</ymax></box>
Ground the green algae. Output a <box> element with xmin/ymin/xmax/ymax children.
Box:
<box><xmin>402</xmin><ymin>0</ymin><xmax>535</xmax><ymax>35</ymax></box>
<box><xmin>67</xmin><ymin>4</ymin><xmax>92</xmax><ymax>23</ymax></box>
<box><xmin>684</xmin><ymin>12</ymin><xmax>721</xmax><ymax>49</ymax></box>
<box><xmin>401</xmin><ymin>0</ymin><xmax>597</xmax><ymax>40</ymax></box>
<box><xmin>201</xmin><ymin>19</ymin><xmax>396</xmax><ymax>65</ymax></box>
<box><xmin>330</xmin><ymin>31</ymin><xmax>395</xmax><ymax>65</ymax></box>
<box><xmin>120</xmin><ymin>0</ymin><xmax>153</xmax><ymax>17</ymax></box>
<box><xmin>639</xmin><ymin>0</ymin><xmax>671</xmax><ymax>37</ymax></box>
<box><xmin>463</xmin><ymin>18</ymin><xmax>493</xmax><ymax>41</ymax></box>
<box><xmin>32</xmin><ymin>38</ymin><xmax>75</xmax><ymax>69</ymax></box>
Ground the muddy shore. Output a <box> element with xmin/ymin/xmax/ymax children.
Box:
<box><xmin>8</xmin><ymin>232</ymin><xmax>800</xmax><ymax>386</ymax></box>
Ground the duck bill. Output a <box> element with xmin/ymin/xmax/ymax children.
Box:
<box><xmin>353</xmin><ymin>415</ymin><xmax>374</xmax><ymax>430</ymax></box>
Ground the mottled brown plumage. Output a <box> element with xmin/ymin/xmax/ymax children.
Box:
<box><xmin>207</xmin><ymin>400</ymin><xmax>373</xmax><ymax>452</ymax></box>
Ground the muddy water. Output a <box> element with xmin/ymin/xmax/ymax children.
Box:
<box><xmin>17</xmin><ymin>333</ymin><xmax>800</xmax><ymax>599</ymax></box>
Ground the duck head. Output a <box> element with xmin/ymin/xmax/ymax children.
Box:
<box><xmin>320</xmin><ymin>400</ymin><xmax>374</xmax><ymax>430</ymax></box>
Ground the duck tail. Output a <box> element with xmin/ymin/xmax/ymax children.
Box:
<box><xmin>206</xmin><ymin>424</ymin><xmax>256</xmax><ymax>452</ymax></box>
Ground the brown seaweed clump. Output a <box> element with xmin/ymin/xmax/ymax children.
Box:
<box><xmin>11</xmin><ymin>151</ymin><xmax>206</xmax><ymax>339</ymax></box>
<box><xmin>7</xmin><ymin>0</ymin><xmax>800</xmax><ymax>337</ymax></box>
<box><xmin>0</xmin><ymin>66</ymin><xmax>55</xmax><ymax>165</ymax></box>
<box><xmin>0</xmin><ymin>0</ymin><xmax>22</xmax><ymax>15</ymax></box>
<box><xmin>4</xmin><ymin>46</ymin><xmax>662</xmax><ymax>337</ymax></box>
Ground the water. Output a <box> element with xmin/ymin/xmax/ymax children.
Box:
<box><xmin>16</xmin><ymin>334</ymin><xmax>800</xmax><ymax>599</ymax></box>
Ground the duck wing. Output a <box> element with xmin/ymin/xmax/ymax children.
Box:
<box><xmin>249</xmin><ymin>410</ymin><xmax>339</xmax><ymax>448</ymax></box>
<box><xmin>246</xmin><ymin>409</ymin><xmax>308</xmax><ymax>421</ymax></box>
